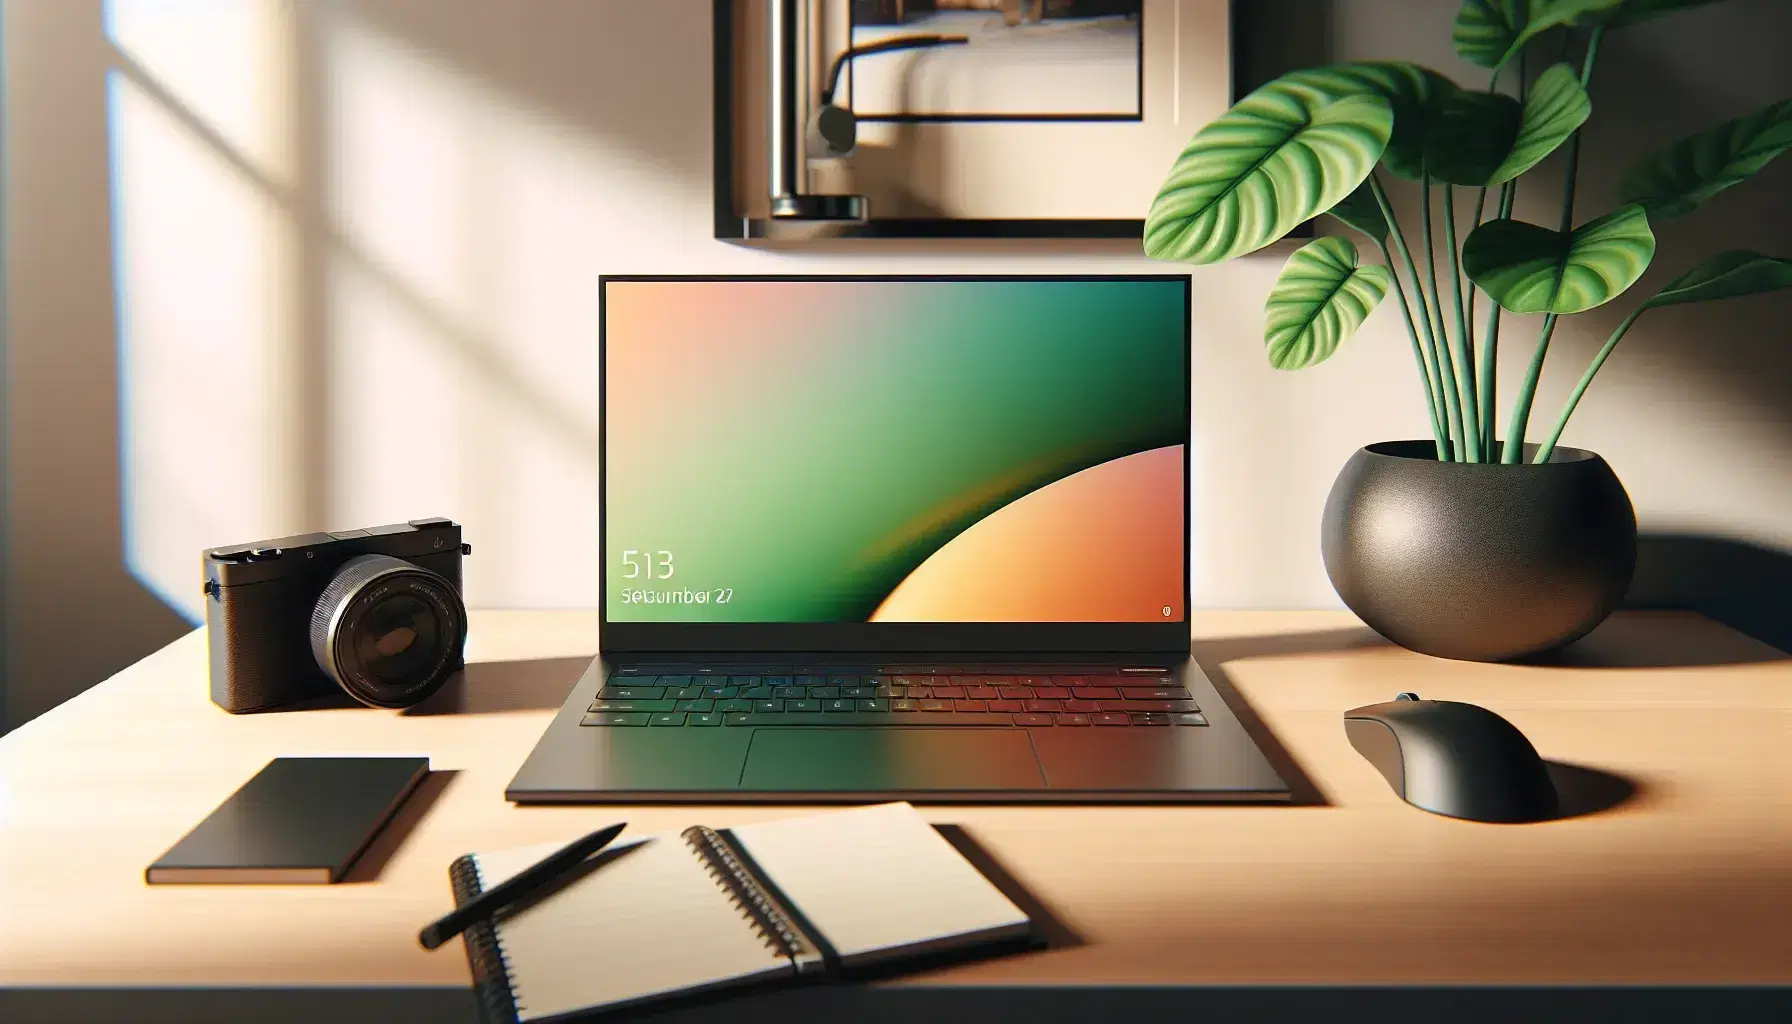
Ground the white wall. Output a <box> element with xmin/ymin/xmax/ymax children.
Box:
<box><xmin>5</xmin><ymin>0</ymin><xmax>1791</xmax><ymax>728</ymax></box>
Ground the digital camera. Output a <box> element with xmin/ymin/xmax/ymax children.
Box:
<box><xmin>203</xmin><ymin>518</ymin><xmax>471</xmax><ymax>713</ymax></box>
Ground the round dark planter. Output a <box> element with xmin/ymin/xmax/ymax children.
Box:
<box><xmin>1321</xmin><ymin>440</ymin><xmax>1637</xmax><ymax>662</ymax></box>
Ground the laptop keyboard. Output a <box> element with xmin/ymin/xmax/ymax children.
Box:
<box><xmin>578</xmin><ymin>674</ymin><xmax>1208</xmax><ymax>728</ymax></box>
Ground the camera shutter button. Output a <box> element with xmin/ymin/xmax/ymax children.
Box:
<box><xmin>246</xmin><ymin>547</ymin><xmax>283</xmax><ymax>561</ymax></box>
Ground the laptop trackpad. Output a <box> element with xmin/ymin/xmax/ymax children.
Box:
<box><xmin>741</xmin><ymin>729</ymin><xmax>1046</xmax><ymax>792</ymax></box>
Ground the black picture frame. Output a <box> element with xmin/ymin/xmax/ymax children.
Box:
<box><xmin>712</xmin><ymin>0</ymin><xmax>1323</xmax><ymax>243</ymax></box>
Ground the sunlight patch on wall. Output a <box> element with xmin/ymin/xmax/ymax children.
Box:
<box><xmin>323</xmin><ymin>258</ymin><xmax>469</xmax><ymax>535</ymax></box>
<box><xmin>109</xmin><ymin>0</ymin><xmax>737</xmax><ymax>615</ymax></box>
<box><xmin>108</xmin><ymin>68</ymin><xmax>299</xmax><ymax>623</ymax></box>
<box><xmin>106</xmin><ymin>0</ymin><xmax>294</xmax><ymax>190</ymax></box>
<box><xmin>324</xmin><ymin>12</ymin><xmax>693</xmax><ymax>606</ymax></box>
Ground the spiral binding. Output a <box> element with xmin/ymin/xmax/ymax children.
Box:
<box><xmin>449</xmin><ymin>854</ymin><xmax>523</xmax><ymax>1024</ymax></box>
<box><xmin>681</xmin><ymin>825</ymin><xmax>810</xmax><ymax>961</ymax></box>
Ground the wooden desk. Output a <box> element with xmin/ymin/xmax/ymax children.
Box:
<box><xmin>2</xmin><ymin>611</ymin><xmax>1790</xmax><ymax>1013</ymax></box>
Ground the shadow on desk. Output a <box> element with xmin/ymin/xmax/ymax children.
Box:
<box><xmin>933</xmin><ymin>823</ymin><xmax>1082</xmax><ymax>953</ymax></box>
<box><xmin>264</xmin><ymin>657</ymin><xmax>589</xmax><ymax>715</ymax></box>
<box><xmin>1545</xmin><ymin>760</ymin><xmax>1642</xmax><ymax>820</ymax></box>
<box><xmin>1629</xmin><ymin>532</ymin><xmax>1792</xmax><ymax>657</ymax></box>
<box><xmin>404</xmin><ymin>656</ymin><xmax>591</xmax><ymax>716</ymax></box>
<box><xmin>1193</xmin><ymin>627</ymin><xmax>1381</xmax><ymax>808</ymax></box>
<box><xmin>342</xmin><ymin>770</ymin><xmax>461</xmax><ymax>882</ymax></box>
<box><xmin>1527</xmin><ymin>612</ymin><xmax>1788</xmax><ymax>670</ymax></box>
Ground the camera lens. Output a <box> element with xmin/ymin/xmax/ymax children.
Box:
<box><xmin>308</xmin><ymin>554</ymin><xmax>467</xmax><ymax>709</ymax></box>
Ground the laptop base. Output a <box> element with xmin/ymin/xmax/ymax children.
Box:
<box><xmin>506</xmin><ymin>655</ymin><xmax>1291</xmax><ymax>804</ymax></box>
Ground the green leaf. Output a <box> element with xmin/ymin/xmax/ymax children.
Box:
<box><xmin>1277</xmin><ymin>62</ymin><xmax>1456</xmax><ymax>180</ymax></box>
<box><xmin>1454</xmin><ymin>0</ymin><xmax>1626</xmax><ymax>70</ymax></box>
<box><xmin>1463</xmin><ymin>205</ymin><xmax>1656</xmax><ymax>314</ymax></box>
<box><xmin>1263</xmin><ymin>237</ymin><xmax>1392</xmax><ymax>370</ymax></box>
<box><xmin>1617</xmin><ymin>99</ymin><xmax>1792</xmax><ymax>219</ymax></box>
<box><xmin>1326</xmin><ymin>180</ymin><xmax>1388</xmax><ymax>242</ymax></box>
<box><xmin>1488</xmin><ymin>63</ymin><xmax>1591</xmax><ymax>183</ymax></box>
<box><xmin>1643</xmin><ymin>250</ymin><xmax>1792</xmax><ymax>309</ymax></box>
<box><xmin>1145</xmin><ymin>84</ymin><xmax>1393</xmax><ymax>265</ymax></box>
<box><xmin>1602</xmin><ymin>0</ymin><xmax>1727</xmax><ymax>30</ymax></box>
<box><xmin>1424</xmin><ymin>89</ymin><xmax>1523</xmax><ymax>185</ymax></box>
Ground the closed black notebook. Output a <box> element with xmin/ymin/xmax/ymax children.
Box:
<box><xmin>147</xmin><ymin>756</ymin><xmax>429</xmax><ymax>884</ymax></box>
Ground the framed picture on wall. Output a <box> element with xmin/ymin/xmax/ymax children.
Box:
<box><xmin>714</xmin><ymin>0</ymin><xmax>1245</xmax><ymax>240</ymax></box>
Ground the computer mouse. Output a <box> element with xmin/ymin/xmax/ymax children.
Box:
<box><xmin>1344</xmin><ymin>693</ymin><xmax>1558</xmax><ymax>823</ymax></box>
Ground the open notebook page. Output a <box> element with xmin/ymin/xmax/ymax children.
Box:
<box><xmin>727</xmin><ymin>802</ymin><xmax>1030</xmax><ymax>967</ymax></box>
<box><xmin>473</xmin><ymin>833</ymin><xmax>792</xmax><ymax>1022</ymax></box>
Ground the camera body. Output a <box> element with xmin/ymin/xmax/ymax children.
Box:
<box><xmin>204</xmin><ymin>518</ymin><xmax>469</xmax><ymax>713</ymax></box>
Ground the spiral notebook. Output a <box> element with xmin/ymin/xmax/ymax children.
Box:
<box><xmin>448</xmin><ymin>803</ymin><xmax>1033</xmax><ymax>1022</ymax></box>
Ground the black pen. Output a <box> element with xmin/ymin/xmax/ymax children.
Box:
<box><xmin>419</xmin><ymin>822</ymin><xmax>628</xmax><ymax>950</ymax></box>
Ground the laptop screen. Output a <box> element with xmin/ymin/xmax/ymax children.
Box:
<box><xmin>602</xmin><ymin>276</ymin><xmax>1188</xmax><ymax>630</ymax></box>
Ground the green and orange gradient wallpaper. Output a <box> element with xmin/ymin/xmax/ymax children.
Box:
<box><xmin>604</xmin><ymin>278</ymin><xmax>1187</xmax><ymax>623</ymax></box>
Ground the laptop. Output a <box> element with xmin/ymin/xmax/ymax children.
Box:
<box><xmin>506</xmin><ymin>274</ymin><xmax>1289</xmax><ymax>803</ymax></box>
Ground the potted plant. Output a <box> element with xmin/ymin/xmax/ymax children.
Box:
<box><xmin>1145</xmin><ymin>0</ymin><xmax>1792</xmax><ymax>661</ymax></box>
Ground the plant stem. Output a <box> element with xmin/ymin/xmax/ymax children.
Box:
<box><xmin>1465</xmin><ymin>67</ymin><xmax>1500</xmax><ymax>402</ymax></box>
<box><xmin>1503</xmin><ymin>313</ymin><xmax>1558</xmax><ymax>463</ymax></box>
<box><xmin>1468</xmin><ymin>187</ymin><xmax>1486</xmax><ymax>268</ymax></box>
<box><xmin>1579</xmin><ymin>25</ymin><xmax>1601</xmax><ymax>83</ymax></box>
<box><xmin>1421</xmin><ymin>176</ymin><xmax>1468</xmax><ymax>460</ymax></box>
<box><xmin>1379</xmin><ymin>239</ymin><xmax>1449</xmax><ymax>456</ymax></box>
<box><xmin>1468</xmin><ymin>184</ymin><xmax>1485</xmax><ymax>349</ymax></box>
<box><xmin>1478</xmin><ymin>180</ymin><xmax>1516</xmax><ymax>455</ymax></box>
<box><xmin>1442</xmin><ymin>187</ymin><xmax>1480</xmax><ymax>461</ymax></box>
<box><xmin>1500</xmin><ymin>28</ymin><xmax>1602</xmax><ymax>463</ymax></box>
<box><xmin>1533</xmin><ymin>306</ymin><xmax>1647</xmax><ymax>463</ymax></box>
<box><xmin>1479</xmin><ymin>58</ymin><xmax>1523</xmax><ymax>455</ymax></box>
<box><xmin>1556</xmin><ymin>26</ymin><xmax>1603</xmax><ymax>234</ymax></box>
<box><xmin>1369</xmin><ymin>175</ymin><xmax>1450</xmax><ymax>456</ymax></box>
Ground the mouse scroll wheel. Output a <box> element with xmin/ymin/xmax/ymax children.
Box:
<box><xmin>1395</xmin><ymin>692</ymin><xmax>1422</xmax><ymax>702</ymax></box>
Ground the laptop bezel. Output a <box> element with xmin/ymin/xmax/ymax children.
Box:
<box><xmin>599</xmin><ymin>273</ymin><xmax>1192</xmax><ymax>656</ymax></box>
